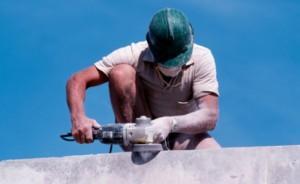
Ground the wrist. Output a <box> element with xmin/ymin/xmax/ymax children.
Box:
<box><xmin>71</xmin><ymin>114</ymin><xmax>85</xmax><ymax>123</ymax></box>
<box><xmin>170</xmin><ymin>117</ymin><xmax>178</xmax><ymax>133</ymax></box>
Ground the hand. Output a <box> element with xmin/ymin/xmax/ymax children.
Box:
<box><xmin>148</xmin><ymin>117</ymin><xmax>173</xmax><ymax>143</ymax></box>
<box><xmin>71</xmin><ymin>116</ymin><xmax>101</xmax><ymax>144</ymax></box>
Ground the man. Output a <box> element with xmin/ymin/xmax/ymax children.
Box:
<box><xmin>66</xmin><ymin>8</ymin><xmax>221</xmax><ymax>150</ymax></box>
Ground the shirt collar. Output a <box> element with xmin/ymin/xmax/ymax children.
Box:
<box><xmin>142</xmin><ymin>48</ymin><xmax>155</xmax><ymax>63</ymax></box>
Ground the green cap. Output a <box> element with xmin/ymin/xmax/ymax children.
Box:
<box><xmin>146</xmin><ymin>8</ymin><xmax>194</xmax><ymax>68</ymax></box>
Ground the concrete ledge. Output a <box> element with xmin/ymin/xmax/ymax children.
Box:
<box><xmin>1</xmin><ymin>145</ymin><xmax>300</xmax><ymax>184</ymax></box>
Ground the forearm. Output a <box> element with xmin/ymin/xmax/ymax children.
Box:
<box><xmin>66</xmin><ymin>66</ymin><xmax>107</xmax><ymax>144</ymax></box>
<box><xmin>171</xmin><ymin>107</ymin><xmax>218</xmax><ymax>134</ymax></box>
<box><xmin>66</xmin><ymin>75</ymin><xmax>87</xmax><ymax>120</ymax></box>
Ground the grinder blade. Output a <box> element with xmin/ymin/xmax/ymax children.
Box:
<box><xmin>132</xmin><ymin>143</ymin><xmax>163</xmax><ymax>152</ymax></box>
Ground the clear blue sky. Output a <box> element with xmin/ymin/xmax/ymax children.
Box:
<box><xmin>0</xmin><ymin>0</ymin><xmax>299</xmax><ymax>160</ymax></box>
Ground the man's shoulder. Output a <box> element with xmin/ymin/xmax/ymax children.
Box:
<box><xmin>190</xmin><ymin>43</ymin><xmax>215</xmax><ymax>68</ymax></box>
<box><xmin>192</xmin><ymin>43</ymin><xmax>212</xmax><ymax>56</ymax></box>
<box><xmin>111</xmin><ymin>41</ymin><xmax>148</xmax><ymax>54</ymax></box>
<box><xmin>129</xmin><ymin>40</ymin><xmax>149</xmax><ymax>50</ymax></box>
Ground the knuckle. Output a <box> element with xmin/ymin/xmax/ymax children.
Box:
<box><xmin>75</xmin><ymin>137</ymin><xmax>82</xmax><ymax>143</ymax></box>
<box><xmin>82</xmin><ymin>126</ymin><xmax>89</xmax><ymax>132</ymax></box>
<box><xmin>86</xmin><ymin>133</ymin><xmax>92</xmax><ymax>140</ymax></box>
<box><xmin>86</xmin><ymin>138</ymin><xmax>93</xmax><ymax>143</ymax></box>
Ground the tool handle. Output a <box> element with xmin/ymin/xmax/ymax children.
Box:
<box><xmin>60</xmin><ymin>132</ymin><xmax>75</xmax><ymax>141</ymax></box>
<box><xmin>60</xmin><ymin>128</ymin><xmax>102</xmax><ymax>142</ymax></box>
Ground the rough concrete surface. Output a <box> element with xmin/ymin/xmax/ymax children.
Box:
<box><xmin>1</xmin><ymin>145</ymin><xmax>300</xmax><ymax>184</ymax></box>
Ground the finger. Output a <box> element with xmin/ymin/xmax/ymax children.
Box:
<box><xmin>153</xmin><ymin>133</ymin><xmax>161</xmax><ymax>143</ymax></box>
<box><xmin>154</xmin><ymin>132</ymin><xmax>166</xmax><ymax>143</ymax></box>
<box><xmin>72</xmin><ymin>131</ymin><xmax>81</xmax><ymax>143</ymax></box>
<box><xmin>79</xmin><ymin>133</ymin><xmax>86</xmax><ymax>144</ymax></box>
<box><xmin>86</xmin><ymin>137</ymin><xmax>93</xmax><ymax>143</ymax></box>
<box><xmin>156</xmin><ymin>134</ymin><xmax>164</xmax><ymax>143</ymax></box>
<box><xmin>85</xmin><ymin>125</ymin><xmax>93</xmax><ymax>143</ymax></box>
<box><xmin>158</xmin><ymin>134</ymin><xmax>165</xmax><ymax>142</ymax></box>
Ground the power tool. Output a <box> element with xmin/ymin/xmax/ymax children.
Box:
<box><xmin>60</xmin><ymin>116</ymin><xmax>163</xmax><ymax>152</ymax></box>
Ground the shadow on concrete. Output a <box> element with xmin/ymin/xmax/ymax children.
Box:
<box><xmin>131</xmin><ymin>151</ymin><xmax>160</xmax><ymax>165</ymax></box>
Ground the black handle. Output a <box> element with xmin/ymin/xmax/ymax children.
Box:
<box><xmin>60</xmin><ymin>132</ymin><xmax>75</xmax><ymax>141</ymax></box>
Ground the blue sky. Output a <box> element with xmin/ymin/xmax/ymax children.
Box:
<box><xmin>0</xmin><ymin>0</ymin><xmax>299</xmax><ymax>160</ymax></box>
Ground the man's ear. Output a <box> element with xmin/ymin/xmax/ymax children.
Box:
<box><xmin>189</xmin><ymin>23</ymin><xmax>194</xmax><ymax>35</ymax></box>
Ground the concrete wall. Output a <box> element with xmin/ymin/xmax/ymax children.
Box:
<box><xmin>1</xmin><ymin>145</ymin><xmax>300</xmax><ymax>184</ymax></box>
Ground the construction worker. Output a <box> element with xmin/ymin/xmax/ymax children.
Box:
<box><xmin>66</xmin><ymin>8</ymin><xmax>221</xmax><ymax>150</ymax></box>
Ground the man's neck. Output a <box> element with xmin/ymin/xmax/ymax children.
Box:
<box><xmin>159</xmin><ymin>71</ymin><xmax>173</xmax><ymax>83</ymax></box>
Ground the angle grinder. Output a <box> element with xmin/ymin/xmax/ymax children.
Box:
<box><xmin>60</xmin><ymin>116</ymin><xmax>163</xmax><ymax>152</ymax></box>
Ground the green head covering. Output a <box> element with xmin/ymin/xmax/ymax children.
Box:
<box><xmin>146</xmin><ymin>8</ymin><xmax>194</xmax><ymax>68</ymax></box>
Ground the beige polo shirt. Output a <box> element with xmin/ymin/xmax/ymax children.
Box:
<box><xmin>94</xmin><ymin>41</ymin><xmax>219</xmax><ymax>118</ymax></box>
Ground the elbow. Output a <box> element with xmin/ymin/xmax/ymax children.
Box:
<box><xmin>207</xmin><ymin>119</ymin><xmax>217</xmax><ymax>131</ymax></box>
<box><xmin>207</xmin><ymin>109</ymin><xmax>219</xmax><ymax>131</ymax></box>
<box><xmin>66</xmin><ymin>73</ymin><xmax>85</xmax><ymax>91</ymax></box>
<box><xmin>66</xmin><ymin>75</ymin><xmax>75</xmax><ymax>91</ymax></box>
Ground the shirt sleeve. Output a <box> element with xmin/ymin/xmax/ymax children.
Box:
<box><xmin>94</xmin><ymin>43</ymin><xmax>139</xmax><ymax>77</ymax></box>
<box><xmin>193</xmin><ymin>49</ymin><xmax>219</xmax><ymax>99</ymax></box>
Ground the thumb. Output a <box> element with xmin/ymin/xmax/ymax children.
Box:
<box><xmin>92</xmin><ymin>120</ymin><xmax>101</xmax><ymax>129</ymax></box>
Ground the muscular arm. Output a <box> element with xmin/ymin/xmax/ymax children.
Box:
<box><xmin>66</xmin><ymin>66</ymin><xmax>108</xmax><ymax>143</ymax></box>
<box><xmin>150</xmin><ymin>93</ymin><xmax>219</xmax><ymax>142</ymax></box>
<box><xmin>66</xmin><ymin>66</ymin><xmax>108</xmax><ymax>118</ymax></box>
<box><xmin>171</xmin><ymin>93</ymin><xmax>219</xmax><ymax>134</ymax></box>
